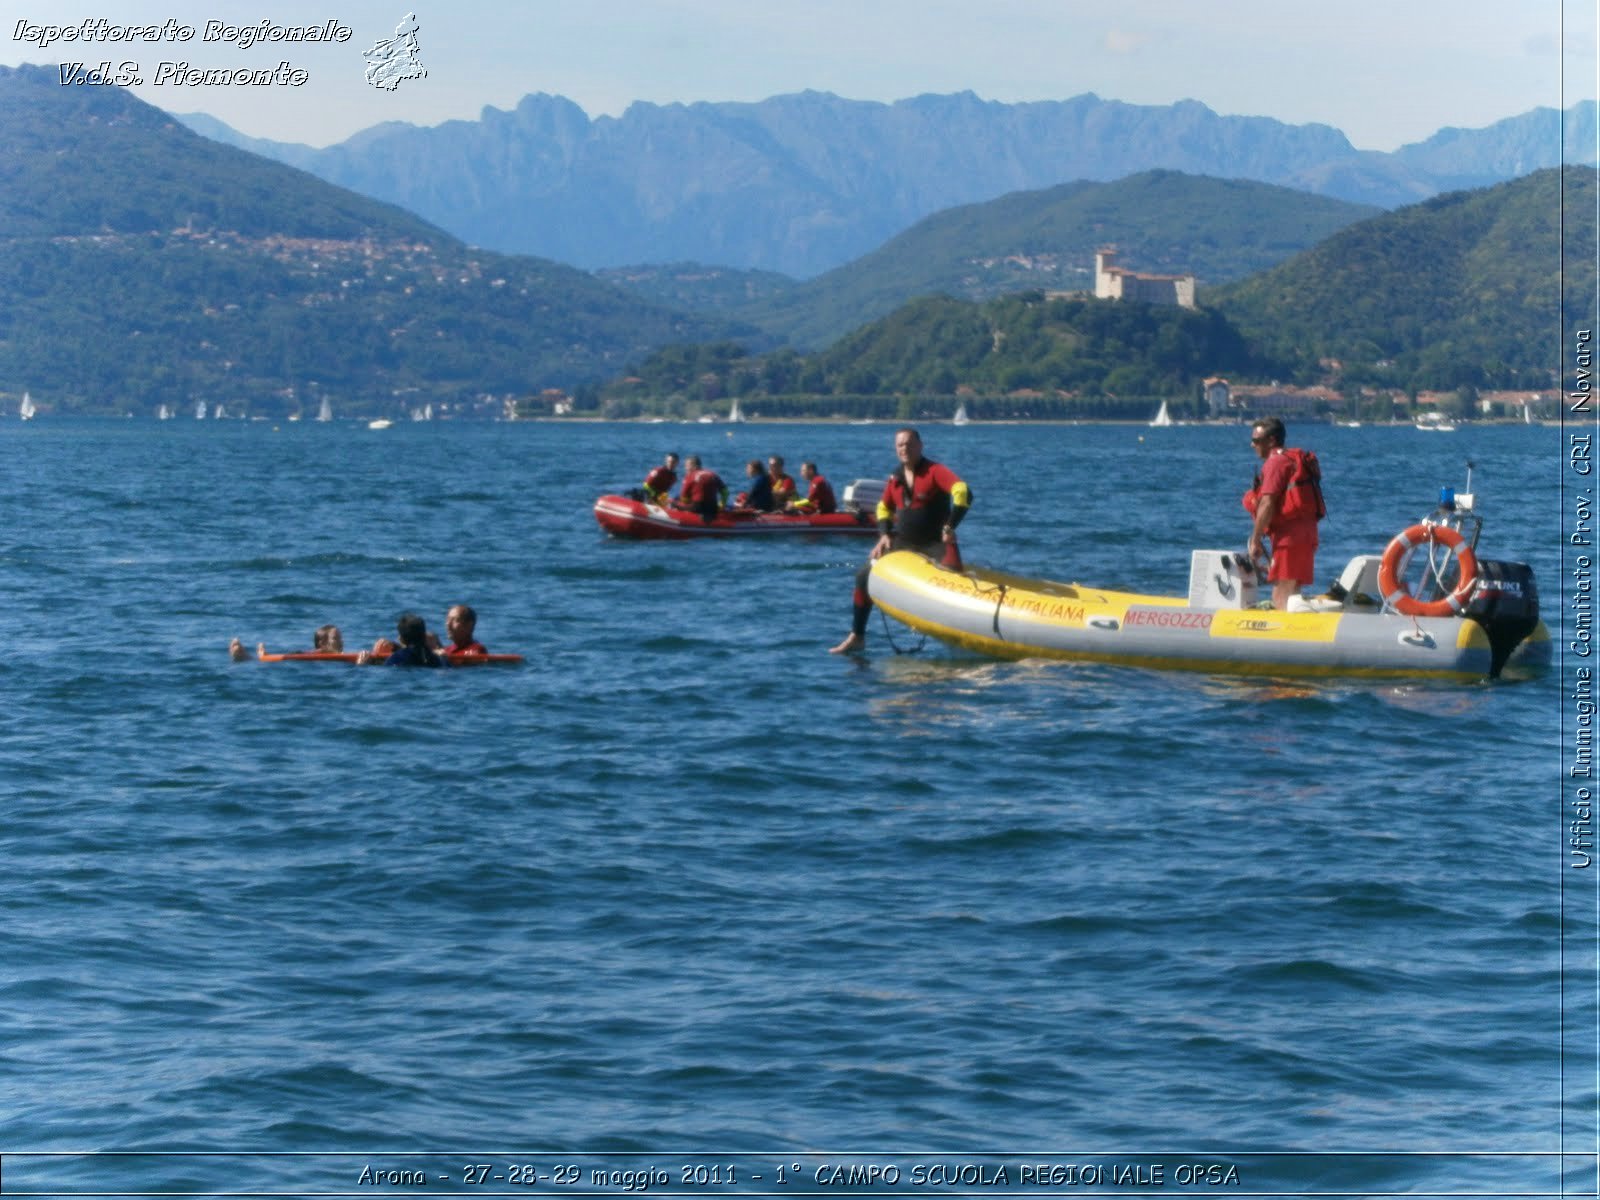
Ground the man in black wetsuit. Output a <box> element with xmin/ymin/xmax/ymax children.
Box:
<box><xmin>829</xmin><ymin>426</ymin><xmax>971</xmax><ymax>654</ymax></box>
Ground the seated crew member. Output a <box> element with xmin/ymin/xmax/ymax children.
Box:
<box><xmin>786</xmin><ymin>461</ymin><xmax>837</xmax><ymax>513</ymax></box>
<box><xmin>441</xmin><ymin>603</ymin><xmax>487</xmax><ymax>657</ymax></box>
<box><xmin>358</xmin><ymin>613</ymin><xmax>442</xmax><ymax>666</ymax></box>
<box><xmin>830</xmin><ymin>427</ymin><xmax>970</xmax><ymax>654</ymax></box>
<box><xmin>642</xmin><ymin>453</ymin><xmax>680</xmax><ymax>506</ymax></box>
<box><xmin>672</xmin><ymin>455</ymin><xmax>726</xmax><ymax>523</ymax></box>
<box><xmin>736</xmin><ymin>459</ymin><xmax>776</xmax><ymax>511</ymax></box>
<box><xmin>231</xmin><ymin>623</ymin><xmax>343</xmax><ymax>661</ymax></box>
<box><xmin>767</xmin><ymin>456</ymin><xmax>797</xmax><ymax>508</ymax></box>
<box><xmin>1243</xmin><ymin>417</ymin><xmax>1323</xmax><ymax>610</ymax></box>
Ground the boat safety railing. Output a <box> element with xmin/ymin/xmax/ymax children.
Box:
<box><xmin>1414</xmin><ymin>463</ymin><xmax>1482</xmax><ymax>603</ymax></box>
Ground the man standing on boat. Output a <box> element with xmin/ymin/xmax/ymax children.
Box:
<box><xmin>830</xmin><ymin>427</ymin><xmax>971</xmax><ymax>654</ymax></box>
<box><xmin>1244</xmin><ymin>417</ymin><xmax>1324</xmax><ymax>609</ymax></box>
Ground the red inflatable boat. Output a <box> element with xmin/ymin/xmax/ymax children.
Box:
<box><xmin>594</xmin><ymin>491</ymin><xmax>882</xmax><ymax>540</ymax></box>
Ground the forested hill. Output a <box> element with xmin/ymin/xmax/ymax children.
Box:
<box><xmin>1210</xmin><ymin>167</ymin><xmax>1595</xmax><ymax>391</ymax></box>
<box><xmin>724</xmin><ymin>171</ymin><xmax>1377</xmax><ymax>349</ymax></box>
<box><xmin>601</xmin><ymin>294</ymin><xmax>1277</xmax><ymax>421</ymax></box>
<box><xmin>601</xmin><ymin>169</ymin><xmax>1589</xmax><ymax>415</ymax></box>
<box><xmin>0</xmin><ymin>65</ymin><xmax>735</xmax><ymax>415</ymax></box>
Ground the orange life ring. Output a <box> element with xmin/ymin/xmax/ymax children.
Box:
<box><xmin>1378</xmin><ymin>524</ymin><xmax>1478</xmax><ymax>617</ymax></box>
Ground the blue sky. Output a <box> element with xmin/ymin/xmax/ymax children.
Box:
<box><xmin>3</xmin><ymin>0</ymin><xmax>1595</xmax><ymax>150</ymax></box>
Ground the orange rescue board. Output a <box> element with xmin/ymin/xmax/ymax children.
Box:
<box><xmin>256</xmin><ymin>650</ymin><xmax>524</xmax><ymax>665</ymax></box>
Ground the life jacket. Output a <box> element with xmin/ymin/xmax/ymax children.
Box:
<box><xmin>806</xmin><ymin>475</ymin><xmax>837</xmax><ymax>514</ymax></box>
<box><xmin>1278</xmin><ymin>447</ymin><xmax>1325</xmax><ymax>521</ymax></box>
<box><xmin>1243</xmin><ymin>448</ymin><xmax>1325</xmax><ymax>522</ymax></box>
<box><xmin>643</xmin><ymin>466</ymin><xmax>676</xmax><ymax>495</ymax></box>
<box><xmin>681</xmin><ymin>469</ymin><xmax>725</xmax><ymax>510</ymax></box>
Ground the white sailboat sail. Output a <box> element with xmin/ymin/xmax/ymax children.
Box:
<box><xmin>728</xmin><ymin>397</ymin><xmax>745</xmax><ymax>422</ymax></box>
<box><xmin>19</xmin><ymin>391</ymin><xmax>36</xmax><ymax>420</ymax></box>
<box><xmin>317</xmin><ymin>396</ymin><xmax>333</xmax><ymax>422</ymax></box>
<box><xmin>1148</xmin><ymin>400</ymin><xmax>1173</xmax><ymax>427</ymax></box>
<box><xmin>195</xmin><ymin>400</ymin><xmax>207</xmax><ymax>419</ymax></box>
<box><xmin>952</xmin><ymin>402</ymin><xmax>970</xmax><ymax>426</ymax></box>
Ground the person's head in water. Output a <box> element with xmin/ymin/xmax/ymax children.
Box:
<box><xmin>445</xmin><ymin>604</ymin><xmax>477</xmax><ymax>648</ymax></box>
<box><xmin>313</xmin><ymin>624</ymin><xmax>343</xmax><ymax>653</ymax></box>
<box><xmin>396</xmin><ymin>612</ymin><xmax>429</xmax><ymax>649</ymax></box>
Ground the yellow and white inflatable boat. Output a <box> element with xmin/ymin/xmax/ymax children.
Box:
<box><xmin>868</xmin><ymin>535</ymin><xmax>1549</xmax><ymax>681</ymax></box>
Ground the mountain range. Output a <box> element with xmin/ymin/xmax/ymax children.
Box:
<box><xmin>179</xmin><ymin>90</ymin><xmax>1598</xmax><ymax>277</ymax></box>
<box><xmin>3</xmin><ymin>61</ymin><xmax>1589</xmax><ymax>418</ymax></box>
<box><xmin>0</xmin><ymin>64</ymin><xmax>737</xmax><ymax>414</ymax></box>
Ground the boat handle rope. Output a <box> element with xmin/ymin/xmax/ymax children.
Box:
<box><xmin>961</xmin><ymin>575</ymin><xmax>1010</xmax><ymax>640</ymax></box>
<box><xmin>876</xmin><ymin>607</ymin><xmax>927</xmax><ymax>655</ymax></box>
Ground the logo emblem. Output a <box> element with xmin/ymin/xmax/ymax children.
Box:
<box><xmin>364</xmin><ymin>12</ymin><xmax>427</xmax><ymax>91</ymax></box>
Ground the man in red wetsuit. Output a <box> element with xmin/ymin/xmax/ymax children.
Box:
<box><xmin>787</xmin><ymin>461</ymin><xmax>837</xmax><ymax>513</ymax></box>
<box><xmin>642</xmin><ymin>453</ymin><xmax>679</xmax><ymax>505</ymax></box>
<box><xmin>830</xmin><ymin>427</ymin><xmax>970</xmax><ymax>654</ymax></box>
<box><xmin>672</xmin><ymin>455</ymin><xmax>726</xmax><ymax>523</ymax></box>
<box><xmin>1244</xmin><ymin>417</ymin><xmax>1322</xmax><ymax>609</ymax></box>
<box><xmin>441</xmin><ymin>603</ymin><xmax>487</xmax><ymax>657</ymax></box>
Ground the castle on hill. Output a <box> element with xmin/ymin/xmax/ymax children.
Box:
<box><xmin>1094</xmin><ymin>247</ymin><xmax>1196</xmax><ymax>308</ymax></box>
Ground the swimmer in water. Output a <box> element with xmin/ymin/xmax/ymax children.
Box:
<box><xmin>231</xmin><ymin>623</ymin><xmax>343</xmax><ymax>661</ymax></box>
<box><xmin>358</xmin><ymin>613</ymin><xmax>441</xmax><ymax>667</ymax></box>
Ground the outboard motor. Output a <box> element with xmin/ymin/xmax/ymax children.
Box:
<box><xmin>1464</xmin><ymin>560</ymin><xmax>1540</xmax><ymax>677</ymax></box>
<box><xmin>842</xmin><ymin>479</ymin><xmax>887</xmax><ymax>515</ymax></box>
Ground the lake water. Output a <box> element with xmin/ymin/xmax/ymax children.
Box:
<box><xmin>0</xmin><ymin>418</ymin><xmax>1588</xmax><ymax>1196</ymax></box>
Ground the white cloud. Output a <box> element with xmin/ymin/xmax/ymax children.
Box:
<box><xmin>1104</xmin><ymin>29</ymin><xmax>1153</xmax><ymax>55</ymax></box>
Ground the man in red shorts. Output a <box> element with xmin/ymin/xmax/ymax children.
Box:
<box><xmin>1245</xmin><ymin>417</ymin><xmax>1324</xmax><ymax>609</ymax></box>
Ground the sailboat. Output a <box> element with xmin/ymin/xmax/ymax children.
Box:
<box><xmin>952</xmin><ymin>402</ymin><xmax>971</xmax><ymax>426</ymax></box>
<box><xmin>317</xmin><ymin>396</ymin><xmax>333</xmax><ymax>423</ymax></box>
<box><xmin>727</xmin><ymin>397</ymin><xmax>745</xmax><ymax>423</ymax></box>
<box><xmin>195</xmin><ymin>400</ymin><xmax>207</xmax><ymax>420</ymax></box>
<box><xmin>1148</xmin><ymin>400</ymin><xmax>1174</xmax><ymax>427</ymax></box>
<box><xmin>157</xmin><ymin>403</ymin><xmax>173</xmax><ymax>421</ymax></box>
<box><xmin>18</xmin><ymin>392</ymin><xmax>36</xmax><ymax>420</ymax></box>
